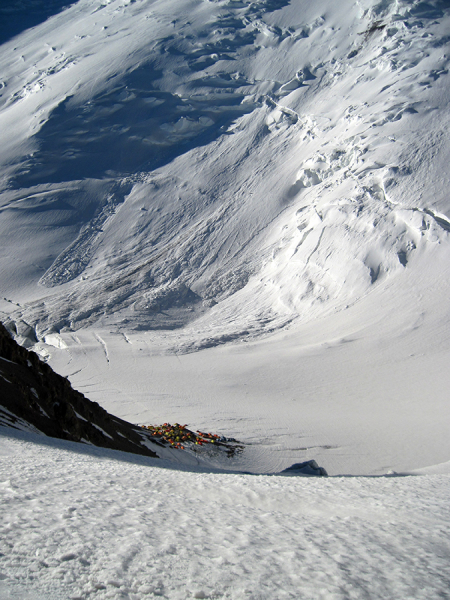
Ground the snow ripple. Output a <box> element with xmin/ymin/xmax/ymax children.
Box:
<box><xmin>1</xmin><ymin>429</ymin><xmax>450</xmax><ymax>600</ymax></box>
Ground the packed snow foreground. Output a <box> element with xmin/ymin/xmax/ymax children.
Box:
<box><xmin>1</xmin><ymin>0</ymin><xmax>450</xmax><ymax>597</ymax></box>
<box><xmin>0</xmin><ymin>427</ymin><xmax>449</xmax><ymax>600</ymax></box>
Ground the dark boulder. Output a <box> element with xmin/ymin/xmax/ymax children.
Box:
<box><xmin>280</xmin><ymin>460</ymin><xmax>328</xmax><ymax>477</ymax></box>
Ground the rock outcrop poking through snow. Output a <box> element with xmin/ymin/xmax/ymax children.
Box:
<box><xmin>0</xmin><ymin>322</ymin><xmax>159</xmax><ymax>457</ymax></box>
<box><xmin>280</xmin><ymin>460</ymin><xmax>328</xmax><ymax>477</ymax></box>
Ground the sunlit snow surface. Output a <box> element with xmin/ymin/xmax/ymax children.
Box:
<box><xmin>1</xmin><ymin>0</ymin><xmax>450</xmax><ymax>594</ymax></box>
<box><xmin>2</xmin><ymin>0</ymin><xmax>450</xmax><ymax>476</ymax></box>
<box><xmin>1</xmin><ymin>428</ymin><xmax>450</xmax><ymax>600</ymax></box>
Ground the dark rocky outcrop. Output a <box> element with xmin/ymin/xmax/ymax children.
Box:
<box><xmin>0</xmin><ymin>322</ymin><xmax>159</xmax><ymax>458</ymax></box>
<box><xmin>280</xmin><ymin>460</ymin><xmax>328</xmax><ymax>477</ymax></box>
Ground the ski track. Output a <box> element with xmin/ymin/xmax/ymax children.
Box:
<box><xmin>94</xmin><ymin>333</ymin><xmax>110</xmax><ymax>366</ymax></box>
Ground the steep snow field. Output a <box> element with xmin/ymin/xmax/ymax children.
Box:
<box><xmin>1</xmin><ymin>0</ymin><xmax>450</xmax><ymax>595</ymax></box>
<box><xmin>1</xmin><ymin>428</ymin><xmax>450</xmax><ymax>600</ymax></box>
<box><xmin>2</xmin><ymin>0</ymin><xmax>450</xmax><ymax>339</ymax></box>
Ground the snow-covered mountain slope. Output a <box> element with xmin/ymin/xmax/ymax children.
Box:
<box><xmin>1</xmin><ymin>4</ymin><xmax>450</xmax><ymax>597</ymax></box>
<box><xmin>1</xmin><ymin>427</ymin><xmax>449</xmax><ymax>600</ymax></box>
<box><xmin>0</xmin><ymin>1</ymin><xmax>76</xmax><ymax>47</ymax></box>
<box><xmin>1</xmin><ymin>0</ymin><xmax>450</xmax><ymax>476</ymax></box>
<box><xmin>1</xmin><ymin>0</ymin><xmax>449</xmax><ymax>338</ymax></box>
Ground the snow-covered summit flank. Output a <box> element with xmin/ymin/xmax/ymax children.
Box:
<box><xmin>0</xmin><ymin>0</ymin><xmax>75</xmax><ymax>46</ymax></box>
<box><xmin>0</xmin><ymin>0</ymin><xmax>449</xmax><ymax>345</ymax></box>
<box><xmin>0</xmin><ymin>319</ymin><xmax>330</xmax><ymax>476</ymax></box>
<box><xmin>1</xmin><ymin>6</ymin><xmax>450</xmax><ymax>597</ymax></box>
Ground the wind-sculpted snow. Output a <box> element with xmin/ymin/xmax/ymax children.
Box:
<box><xmin>2</xmin><ymin>6</ymin><xmax>450</xmax><ymax>596</ymax></box>
<box><xmin>1</xmin><ymin>0</ymin><xmax>449</xmax><ymax>343</ymax></box>
<box><xmin>1</xmin><ymin>429</ymin><xmax>450</xmax><ymax>600</ymax></box>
